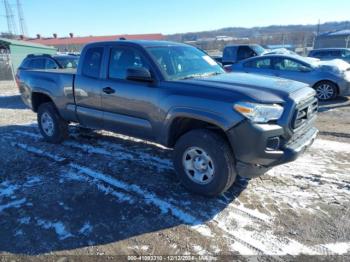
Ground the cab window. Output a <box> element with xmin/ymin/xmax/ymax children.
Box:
<box><xmin>237</xmin><ymin>46</ymin><xmax>256</xmax><ymax>61</ymax></box>
<box><xmin>82</xmin><ymin>47</ymin><xmax>104</xmax><ymax>78</ymax></box>
<box><xmin>45</xmin><ymin>59</ymin><xmax>59</xmax><ymax>69</ymax></box>
<box><xmin>30</xmin><ymin>58</ymin><xmax>45</xmax><ymax>69</ymax></box>
<box><xmin>108</xmin><ymin>47</ymin><xmax>149</xmax><ymax>80</ymax></box>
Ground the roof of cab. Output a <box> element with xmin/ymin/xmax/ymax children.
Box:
<box><xmin>84</xmin><ymin>40</ymin><xmax>189</xmax><ymax>48</ymax></box>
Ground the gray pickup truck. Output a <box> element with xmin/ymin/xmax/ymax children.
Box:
<box><xmin>17</xmin><ymin>40</ymin><xmax>318</xmax><ymax>196</ymax></box>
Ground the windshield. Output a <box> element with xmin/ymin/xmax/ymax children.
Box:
<box><xmin>251</xmin><ymin>45</ymin><xmax>266</xmax><ymax>56</ymax></box>
<box><xmin>54</xmin><ymin>56</ymin><xmax>79</xmax><ymax>69</ymax></box>
<box><xmin>147</xmin><ymin>45</ymin><xmax>224</xmax><ymax>80</ymax></box>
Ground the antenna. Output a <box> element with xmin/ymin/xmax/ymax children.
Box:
<box><xmin>3</xmin><ymin>0</ymin><xmax>18</xmax><ymax>35</ymax></box>
<box><xmin>16</xmin><ymin>0</ymin><xmax>27</xmax><ymax>36</ymax></box>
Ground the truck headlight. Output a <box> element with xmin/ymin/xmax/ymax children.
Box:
<box><xmin>233</xmin><ymin>102</ymin><xmax>284</xmax><ymax>123</ymax></box>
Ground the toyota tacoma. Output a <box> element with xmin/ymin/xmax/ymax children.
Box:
<box><xmin>17</xmin><ymin>40</ymin><xmax>318</xmax><ymax>196</ymax></box>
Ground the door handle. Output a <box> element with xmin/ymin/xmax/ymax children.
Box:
<box><xmin>102</xmin><ymin>87</ymin><xmax>115</xmax><ymax>94</ymax></box>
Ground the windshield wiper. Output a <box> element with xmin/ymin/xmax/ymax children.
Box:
<box><xmin>180</xmin><ymin>72</ymin><xmax>222</xmax><ymax>80</ymax></box>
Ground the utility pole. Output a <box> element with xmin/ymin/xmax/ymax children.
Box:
<box><xmin>16</xmin><ymin>0</ymin><xmax>27</xmax><ymax>36</ymax></box>
<box><xmin>3</xmin><ymin>0</ymin><xmax>18</xmax><ymax>36</ymax></box>
<box><xmin>316</xmin><ymin>19</ymin><xmax>320</xmax><ymax>36</ymax></box>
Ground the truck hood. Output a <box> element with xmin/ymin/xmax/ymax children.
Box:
<box><xmin>183</xmin><ymin>72</ymin><xmax>310</xmax><ymax>103</ymax></box>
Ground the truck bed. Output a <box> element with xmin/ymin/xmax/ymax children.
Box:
<box><xmin>17</xmin><ymin>68</ymin><xmax>77</xmax><ymax>122</ymax></box>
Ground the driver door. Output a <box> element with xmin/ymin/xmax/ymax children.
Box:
<box><xmin>271</xmin><ymin>57</ymin><xmax>312</xmax><ymax>83</ymax></box>
<box><xmin>100</xmin><ymin>45</ymin><xmax>159</xmax><ymax>140</ymax></box>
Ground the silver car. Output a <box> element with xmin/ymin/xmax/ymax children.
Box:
<box><xmin>308</xmin><ymin>48</ymin><xmax>350</xmax><ymax>63</ymax></box>
<box><xmin>231</xmin><ymin>54</ymin><xmax>350</xmax><ymax>100</ymax></box>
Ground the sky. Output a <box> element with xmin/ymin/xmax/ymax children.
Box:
<box><xmin>1</xmin><ymin>0</ymin><xmax>350</xmax><ymax>37</ymax></box>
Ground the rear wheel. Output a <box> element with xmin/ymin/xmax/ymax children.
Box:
<box><xmin>38</xmin><ymin>102</ymin><xmax>68</xmax><ymax>143</ymax></box>
<box><xmin>173</xmin><ymin>129</ymin><xmax>236</xmax><ymax>197</ymax></box>
<box><xmin>314</xmin><ymin>81</ymin><xmax>337</xmax><ymax>101</ymax></box>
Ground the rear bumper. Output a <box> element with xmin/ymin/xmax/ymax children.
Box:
<box><xmin>226</xmin><ymin>121</ymin><xmax>318</xmax><ymax>178</ymax></box>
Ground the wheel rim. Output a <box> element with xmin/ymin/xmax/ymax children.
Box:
<box><xmin>316</xmin><ymin>83</ymin><xmax>334</xmax><ymax>100</ymax></box>
<box><xmin>182</xmin><ymin>147</ymin><xmax>215</xmax><ymax>185</ymax></box>
<box><xmin>41</xmin><ymin>112</ymin><xmax>54</xmax><ymax>137</ymax></box>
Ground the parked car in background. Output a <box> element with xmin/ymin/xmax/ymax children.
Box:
<box><xmin>230</xmin><ymin>54</ymin><xmax>350</xmax><ymax>101</ymax></box>
<box><xmin>17</xmin><ymin>40</ymin><xmax>318</xmax><ymax>196</ymax></box>
<box><xmin>19</xmin><ymin>54</ymin><xmax>79</xmax><ymax>70</ymax></box>
<box><xmin>308</xmin><ymin>48</ymin><xmax>350</xmax><ymax>63</ymax></box>
<box><xmin>218</xmin><ymin>44</ymin><xmax>266</xmax><ymax>65</ymax></box>
<box><xmin>215</xmin><ymin>45</ymin><xmax>317</xmax><ymax>68</ymax></box>
<box><xmin>264</xmin><ymin>48</ymin><xmax>320</xmax><ymax>63</ymax></box>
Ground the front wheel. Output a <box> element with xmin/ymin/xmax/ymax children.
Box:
<box><xmin>173</xmin><ymin>129</ymin><xmax>237</xmax><ymax>197</ymax></box>
<box><xmin>314</xmin><ymin>81</ymin><xmax>337</xmax><ymax>101</ymax></box>
<box><xmin>38</xmin><ymin>102</ymin><xmax>68</xmax><ymax>144</ymax></box>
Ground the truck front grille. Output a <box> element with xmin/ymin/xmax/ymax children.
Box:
<box><xmin>292</xmin><ymin>97</ymin><xmax>318</xmax><ymax>130</ymax></box>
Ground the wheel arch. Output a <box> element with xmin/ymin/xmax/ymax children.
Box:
<box><xmin>31</xmin><ymin>92</ymin><xmax>55</xmax><ymax>112</ymax></box>
<box><xmin>165</xmin><ymin>116</ymin><xmax>231</xmax><ymax>148</ymax></box>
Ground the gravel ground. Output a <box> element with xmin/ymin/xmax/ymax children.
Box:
<box><xmin>0</xmin><ymin>81</ymin><xmax>349</xmax><ymax>261</ymax></box>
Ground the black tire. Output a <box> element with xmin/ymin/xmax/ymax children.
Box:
<box><xmin>314</xmin><ymin>81</ymin><xmax>337</xmax><ymax>101</ymax></box>
<box><xmin>173</xmin><ymin>129</ymin><xmax>236</xmax><ymax>197</ymax></box>
<box><xmin>37</xmin><ymin>102</ymin><xmax>68</xmax><ymax>144</ymax></box>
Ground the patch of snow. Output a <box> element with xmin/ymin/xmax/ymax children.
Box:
<box><xmin>128</xmin><ymin>245</ymin><xmax>149</xmax><ymax>251</ymax></box>
<box><xmin>192</xmin><ymin>224</ymin><xmax>213</xmax><ymax>237</ymax></box>
<box><xmin>79</xmin><ymin>222</ymin><xmax>93</xmax><ymax>235</ymax></box>
<box><xmin>0</xmin><ymin>198</ymin><xmax>26</xmax><ymax>212</ymax></box>
<box><xmin>15</xmin><ymin>130</ymin><xmax>172</xmax><ymax>171</ymax></box>
<box><xmin>0</xmin><ymin>181</ymin><xmax>19</xmax><ymax>197</ymax></box>
<box><xmin>230</xmin><ymin>240</ymin><xmax>257</xmax><ymax>255</ymax></box>
<box><xmin>95</xmin><ymin>183</ymin><xmax>135</xmax><ymax>204</ymax></box>
<box><xmin>18</xmin><ymin>216</ymin><xmax>31</xmax><ymax>224</ymax></box>
<box><xmin>24</xmin><ymin>176</ymin><xmax>42</xmax><ymax>186</ymax></box>
<box><xmin>69</xmin><ymin>163</ymin><xmax>212</xmax><ymax>238</ymax></box>
<box><xmin>14</xmin><ymin>229</ymin><xmax>24</xmax><ymax>236</ymax></box>
<box><xmin>213</xmin><ymin>205</ymin><xmax>320</xmax><ymax>256</ymax></box>
<box><xmin>95</xmin><ymin>140</ymin><xmax>172</xmax><ymax>170</ymax></box>
<box><xmin>232</xmin><ymin>203</ymin><xmax>271</xmax><ymax>223</ymax></box>
<box><xmin>323</xmin><ymin>242</ymin><xmax>350</xmax><ymax>255</ymax></box>
<box><xmin>36</xmin><ymin>219</ymin><xmax>73</xmax><ymax>240</ymax></box>
<box><xmin>140</xmin><ymin>245</ymin><xmax>149</xmax><ymax>251</ymax></box>
<box><xmin>211</xmin><ymin>245</ymin><xmax>221</xmax><ymax>254</ymax></box>
<box><xmin>313</xmin><ymin>139</ymin><xmax>350</xmax><ymax>154</ymax></box>
<box><xmin>60</xmin><ymin>171</ymin><xmax>89</xmax><ymax>182</ymax></box>
<box><xmin>192</xmin><ymin>245</ymin><xmax>207</xmax><ymax>256</ymax></box>
<box><xmin>11</xmin><ymin>142</ymin><xmax>66</xmax><ymax>162</ymax></box>
<box><xmin>14</xmin><ymin>130</ymin><xmax>41</xmax><ymax>139</ymax></box>
<box><xmin>64</xmin><ymin>140</ymin><xmax>134</xmax><ymax>161</ymax></box>
<box><xmin>170</xmin><ymin>243</ymin><xmax>178</xmax><ymax>249</ymax></box>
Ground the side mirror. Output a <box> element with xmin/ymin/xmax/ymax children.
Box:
<box><xmin>126</xmin><ymin>67</ymin><xmax>153</xmax><ymax>82</ymax></box>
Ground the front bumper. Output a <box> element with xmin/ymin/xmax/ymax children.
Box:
<box><xmin>338</xmin><ymin>79</ymin><xmax>350</xmax><ymax>96</ymax></box>
<box><xmin>226</xmin><ymin>121</ymin><xmax>318</xmax><ymax>178</ymax></box>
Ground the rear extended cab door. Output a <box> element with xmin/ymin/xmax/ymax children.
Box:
<box><xmin>74</xmin><ymin>45</ymin><xmax>107</xmax><ymax>128</ymax></box>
